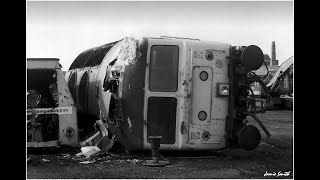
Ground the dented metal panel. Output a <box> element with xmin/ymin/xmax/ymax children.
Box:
<box><xmin>95</xmin><ymin>41</ymin><xmax>123</xmax><ymax>118</ymax></box>
<box><xmin>56</xmin><ymin>70</ymin><xmax>79</xmax><ymax>146</ymax></box>
<box><xmin>65</xmin><ymin>37</ymin><xmax>145</xmax><ymax>150</ymax></box>
<box><xmin>118</xmin><ymin>38</ymin><xmax>147</xmax><ymax>150</ymax></box>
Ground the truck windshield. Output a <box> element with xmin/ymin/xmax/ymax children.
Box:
<box><xmin>149</xmin><ymin>45</ymin><xmax>179</xmax><ymax>92</ymax></box>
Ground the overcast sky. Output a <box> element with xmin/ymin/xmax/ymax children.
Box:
<box><xmin>27</xmin><ymin>1</ymin><xmax>293</xmax><ymax>71</ymax></box>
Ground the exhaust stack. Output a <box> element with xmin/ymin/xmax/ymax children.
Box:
<box><xmin>271</xmin><ymin>41</ymin><xmax>276</xmax><ymax>66</ymax></box>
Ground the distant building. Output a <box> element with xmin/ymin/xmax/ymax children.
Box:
<box><xmin>267</xmin><ymin>42</ymin><xmax>280</xmax><ymax>80</ymax></box>
<box><xmin>250</xmin><ymin>41</ymin><xmax>280</xmax><ymax>95</ymax></box>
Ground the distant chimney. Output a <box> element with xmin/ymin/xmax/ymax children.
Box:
<box><xmin>271</xmin><ymin>41</ymin><xmax>276</xmax><ymax>66</ymax></box>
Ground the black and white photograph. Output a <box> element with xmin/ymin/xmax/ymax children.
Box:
<box><xmin>27</xmin><ymin>0</ymin><xmax>294</xmax><ymax>179</ymax></box>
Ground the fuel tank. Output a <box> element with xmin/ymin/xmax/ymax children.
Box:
<box><xmin>65</xmin><ymin>37</ymin><xmax>146</xmax><ymax>149</ymax></box>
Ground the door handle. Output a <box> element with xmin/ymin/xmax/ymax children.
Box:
<box><xmin>96</xmin><ymin>85</ymin><xmax>99</xmax><ymax>98</ymax></box>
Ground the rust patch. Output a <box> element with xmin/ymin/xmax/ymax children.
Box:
<box><xmin>180</xmin><ymin>121</ymin><xmax>188</xmax><ymax>135</ymax></box>
<box><xmin>215</xmin><ymin>59</ymin><xmax>223</xmax><ymax>68</ymax></box>
<box><xmin>194</xmin><ymin>51</ymin><xmax>204</xmax><ymax>59</ymax></box>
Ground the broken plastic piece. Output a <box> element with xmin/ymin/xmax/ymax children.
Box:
<box><xmin>79</xmin><ymin>159</ymin><xmax>96</xmax><ymax>164</ymax></box>
<box><xmin>81</xmin><ymin>131</ymin><xmax>101</xmax><ymax>146</ymax></box>
<box><xmin>95</xmin><ymin>120</ymin><xmax>108</xmax><ymax>136</ymax></box>
<box><xmin>42</xmin><ymin>158</ymin><xmax>50</xmax><ymax>162</ymax></box>
<box><xmin>96</xmin><ymin>136</ymin><xmax>111</xmax><ymax>150</ymax></box>
<box><xmin>62</xmin><ymin>154</ymin><xmax>70</xmax><ymax>158</ymax></box>
<box><xmin>81</xmin><ymin>146</ymin><xmax>101</xmax><ymax>158</ymax></box>
<box><xmin>80</xmin><ymin>119</ymin><xmax>116</xmax><ymax>151</ymax></box>
<box><xmin>127</xmin><ymin>159</ymin><xmax>143</xmax><ymax>164</ymax></box>
<box><xmin>75</xmin><ymin>152</ymin><xmax>84</xmax><ymax>157</ymax></box>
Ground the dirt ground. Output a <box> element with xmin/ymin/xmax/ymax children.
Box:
<box><xmin>27</xmin><ymin>110</ymin><xmax>293</xmax><ymax>179</ymax></box>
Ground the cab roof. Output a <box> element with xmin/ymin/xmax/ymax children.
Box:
<box><xmin>27</xmin><ymin>58</ymin><xmax>62</xmax><ymax>69</ymax></box>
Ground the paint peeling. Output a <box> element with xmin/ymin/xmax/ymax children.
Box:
<box><xmin>215</xmin><ymin>59</ymin><xmax>223</xmax><ymax>68</ymax></box>
<box><xmin>180</xmin><ymin>121</ymin><xmax>188</xmax><ymax>135</ymax></box>
<box><xmin>193</xmin><ymin>51</ymin><xmax>204</xmax><ymax>59</ymax></box>
<box><xmin>115</xmin><ymin>37</ymin><xmax>139</xmax><ymax>67</ymax></box>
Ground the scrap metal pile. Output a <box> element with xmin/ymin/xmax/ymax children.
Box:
<box><xmin>27</xmin><ymin>58</ymin><xmax>78</xmax><ymax>148</ymax></box>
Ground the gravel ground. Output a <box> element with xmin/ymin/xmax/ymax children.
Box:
<box><xmin>27</xmin><ymin>110</ymin><xmax>293</xmax><ymax>179</ymax></box>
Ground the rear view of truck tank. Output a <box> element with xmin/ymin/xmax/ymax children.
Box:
<box><xmin>64</xmin><ymin>37</ymin><xmax>142</xmax><ymax>143</ymax></box>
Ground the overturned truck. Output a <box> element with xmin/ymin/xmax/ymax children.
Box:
<box><xmin>65</xmin><ymin>36</ymin><xmax>271</xmax><ymax>151</ymax></box>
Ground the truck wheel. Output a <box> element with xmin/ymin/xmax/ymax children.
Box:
<box><xmin>238</xmin><ymin>125</ymin><xmax>261</xmax><ymax>150</ymax></box>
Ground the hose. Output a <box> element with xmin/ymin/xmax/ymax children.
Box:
<box><xmin>243</xmin><ymin>112</ymin><xmax>271</xmax><ymax>137</ymax></box>
<box><xmin>250</xmin><ymin>61</ymin><xmax>269</xmax><ymax>79</ymax></box>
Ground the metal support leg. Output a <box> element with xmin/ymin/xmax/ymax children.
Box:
<box><xmin>142</xmin><ymin>136</ymin><xmax>170</xmax><ymax>167</ymax></box>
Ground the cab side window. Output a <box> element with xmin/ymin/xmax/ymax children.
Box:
<box><xmin>149</xmin><ymin>45</ymin><xmax>179</xmax><ymax>92</ymax></box>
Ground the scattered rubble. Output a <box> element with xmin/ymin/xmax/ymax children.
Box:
<box><xmin>81</xmin><ymin>146</ymin><xmax>101</xmax><ymax>158</ymax></box>
<box><xmin>79</xmin><ymin>119</ymin><xmax>117</xmax><ymax>157</ymax></box>
<box><xmin>41</xmin><ymin>158</ymin><xmax>50</xmax><ymax>162</ymax></box>
<box><xmin>127</xmin><ymin>159</ymin><xmax>143</xmax><ymax>165</ymax></box>
<box><xmin>79</xmin><ymin>160</ymin><xmax>96</xmax><ymax>164</ymax></box>
<box><xmin>62</xmin><ymin>154</ymin><xmax>70</xmax><ymax>158</ymax></box>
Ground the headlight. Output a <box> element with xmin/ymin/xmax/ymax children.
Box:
<box><xmin>199</xmin><ymin>71</ymin><xmax>209</xmax><ymax>81</ymax></box>
<box><xmin>198</xmin><ymin>111</ymin><xmax>207</xmax><ymax>121</ymax></box>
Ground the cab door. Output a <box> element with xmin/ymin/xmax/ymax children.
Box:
<box><xmin>144</xmin><ymin>39</ymin><xmax>182</xmax><ymax>146</ymax></box>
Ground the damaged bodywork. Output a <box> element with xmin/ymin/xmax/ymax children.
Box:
<box><xmin>27</xmin><ymin>58</ymin><xmax>79</xmax><ymax>147</ymax></box>
<box><xmin>65</xmin><ymin>36</ymin><xmax>271</xmax><ymax>151</ymax></box>
<box><xmin>266</xmin><ymin>56</ymin><xmax>293</xmax><ymax>109</ymax></box>
<box><xmin>267</xmin><ymin>56</ymin><xmax>293</xmax><ymax>93</ymax></box>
